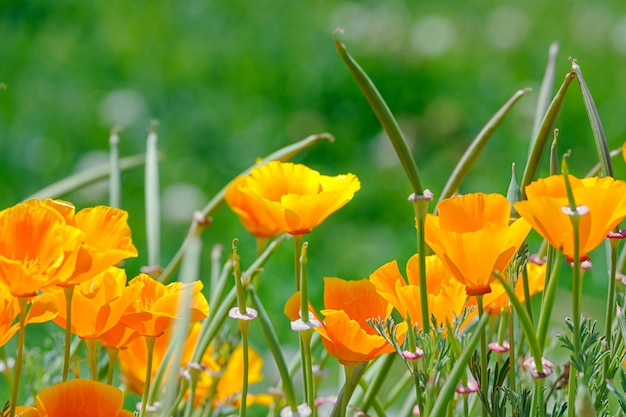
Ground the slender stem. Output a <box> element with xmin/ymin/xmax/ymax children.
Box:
<box><xmin>604</xmin><ymin>237</ymin><xmax>619</xmax><ymax>375</ymax></box>
<box><xmin>85</xmin><ymin>338</ymin><xmax>99</xmax><ymax>380</ymax></box>
<box><xmin>9</xmin><ymin>297</ymin><xmax>28</xmax><ymax>417</ymax></box>
<box><xmin>534</xmin><ymin>378</ymin><xmax>546</xmax><ymax>417</ymax></box>
<box><xmin>294</xmin><ymin>235</ymin><xmax>303</xmax><ymax>291</ymax></box>
<box><xmin>62</xmin><ymin>285</ymin><xmax>75</xmax><ymax>382</ymax></box>
<box><xmin>238</xmin><ymin>320</ymin><xmax>251</xmax><ymax>417</ymax></box>
<box><xmin>107</xmin><ymin>348</ymin><xmax>119</xmax><ymax>385</ymax></box>
<box><xmin>412</xmin><ymin>196</ymin><xmax>431</xmax><ymax>333</ymax></box>
<box><xmin>341</xmin><ymin>365</ymin><xmax>356</xmax><ymax>417</ymax></box>
<box><xmin>361</xmin><ymin>354</ymin><xmax>395</xmax><ymax>413</ymax></box>
<box><xmin>300</xmin><ymin>330</ymin><xmax>316</xmax><ymax>417</ymax></box>
<box><xmin>248</xmin><ymin>286</ymin><xmax>298</xmax><ymax>412</ymax></box>
<box><xmin>140</xmin><ymin>336</ymin><xmax>157</xmax><ymax>417</ymax></box>
<box><xmin>536</xmin><ymin>252</ymin><xmax>563</xmax><ymax>351</ymax></box>
<box><xmin>521</xmin><ymin>266</ymin><xmax>534</xmax><ymax>323</ymax></box>
<box><xmin>476</xmin><ymin>295</ymin><xmax>488</xmax><ymax>417</ymax></box>
<box><xmin>508</xmin><ymin>310</ymin><xmax>516</xmax><ymax>391</ymax></box>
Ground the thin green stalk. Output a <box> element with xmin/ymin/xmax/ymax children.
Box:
<box><xmin>493</xmin><ymin>272</ymin><xmax>544</xmax><ymax>374</ymax></box>
<box><xmin>520</xmin><ymin>71</ymin><xmax>575</xmax><ymax>197</ymax></box>
<box><xmin>357</xmin><ymin>378</ymin><xmax>387</xmax><ymax>417</ymax></box>
<box><xmin>239</xmin><ymin>320</ymin><xmax>251</xmax><ymax>417</ymax></box>
<box><xmin>140</xmin><ymin>336</ymin><xmax>156</xmax><ymax>417</ymax></box>
<box><xmin>340</xmin><ymin>364</ymin><xmax>357</xmax><ymax>417</ymax></box>
<box><xmin>361</xmin><ymin>354</ymin><xmax>395</xmax><ymax>413</ymax></box>
<box><xmin>571</xmin><ymin>59</ymin><xmax>613</xmax><ymax>178</ymax></box>
<box><xmin>109</xmin><ymin>127</ymin><xmax>121</xmax><ymax>208</ymax></box>
<box><xmin>508</xmin><ymin>310</ymin><xmax>516</xmax><ymax>391</ymax></box>
<box><xmin>107</xmin><ymin>347</ymin><xmax>118</xmax><ymax>385</ymax></box>
<box><xmin>8</xmin><ymin>297</ymin><xmax>28</xmax><ymax>417</ymax></box>
<box><xmin>335</xmin><ymin>34</ymin><xmax>423</xmax><ymax>195</ymax></box>
<box><xmin>534</xmin><ymin>378</ymin><xmax>546</xmax><ymax>417</ymax></box>
<box><xmin>62</xmin><ymin>285</ymin><xmax>75</xmax><ymax>382</ymax></box>
<box><xmin>298</xmin><ymin>239</ymin><xmax>307</xmax><ymax>318</ymax></box>
<box><xmin>530</xmin><ymin>42</ymin><xmax>559</xmax><ymax>144</ymax></box>
<box><xmin>521</xmin><ymin>266</ymin><xmax>534</xmax><ymax>324</ymax></box>
<box><xmin>300</xmin><ymin>330</ymin><xmax>316</xmax><ymax>417</ymax></box>
<box><xmin>329</xmin><ymin>362</ymin><xmax>368</xmax><ymax>417</ymax></box>
<box><xmin>248</xmin><ymin>286</ymin><xmax>299</xmax><ymax>413</ymax></box>
<box><xmin>383</xmin><ymin>372</ymin><xmax>412</xmax><ymax>408</ymax></box>
<box><xmin>145</xmin><ymin>122</ymin><xmax>161</xmax><ymax>275</ymax></box>
<box><xmin>605</xmin><ymin>237</ymin><xmax>620</xmax><ymax>375</ymax></box>
<box><xmin>85</xmin><ymin>338</ymin><xmax>99</xmax><ymax>380</ymax></box>
<box><xmin>562</xmin><ymin>162</ymin><xmax>582</xmax><ymax>417</ymax></box>
<box><xmin>411</xmin><ymin>195</ymin><xmax>432</xmax><ymax>334</ymax></box>
<box><xmin>26</xmin><ymin>153</ymin><xmax>148</xmax><ymax>201</ymax></box>
<box><xmin>439</xmin><ymin>88</ymin><xmax>531</xmax><ymax>203</ymax></box>
<box><xmin>536</xmin><ymin>252</ymin><xmax>563</xmax><ymax>351</ymax></box>
<box><xmin>476</xmin><ymin>296</ymin><xmax>488</xmax><ymax>417</ymax></box>
<box><xmin>159</xmin><ymin>133</ymin><xmax>333</xmax><ymax>283</ymax></box>
<box><xmin>404</xmin><ymin>317</ymin><xmax>423</xmax><ymax>413</ymax></box>
<box><xmin>428</xmin><ymin>314</ymin><xmax>489</xmax><ymax>417</ymax></box>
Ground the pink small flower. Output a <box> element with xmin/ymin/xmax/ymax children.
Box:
<box><xmin>412</xmin><ymin>404</ymin><xmax>420</xmax><ymax>416</ymax></box>
<box><xmin>402</xmin><ymin>348</ymin><xmax>425</xmax><ymax>360</ymax></box>
<box><xmin>523</xmin><ymin>357</ymin><xmax>554</xmax><ymax>378</ymax></box>
<box><xmin>455</xmin><ymin>379</ymin><xmax>479</xmax><ymax>394</ymax></box>
<box><xmin>488</xmin><ymin>340</ymin><xmax>510</xmax><ymax>353</ymax></box>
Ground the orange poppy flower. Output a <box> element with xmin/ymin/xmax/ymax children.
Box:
<box><xmin>0</xmin><ymin>291</ymin><xmax>57</xmax><ymax>346</ymax></box>
<box><xmin>0</xmin><ymin>200</ymin><xmax>86</xmax><ymax>297</ymax></box>
<box><xmin>40</xmin><ymin>199</ymin><xmax>138</xmax><ymax>286</ymax></box>
<box><xmin>98</xmin><ymin>323</ymin><xmax>140</xmax><ymax>350</ymax></box>
<box><xmin>314</xmin><ymin>277</ymin><xmax>401</xmax><ymax>365</ymax></box>
<box><xmin>369</xmin><ymin>255</ymin><xmax>468</xmax><ymax>330</ymax></box>
<box><xmin>32</xmin><ymin>378</ymin><xmax>134</xmax><ymax>417</ymax></box>
<box><xmin>225</xmin><ymin>161</ymin><xmax>360</xmax><ymax>236</ymax></box>
<box><xmin>470</xmin><ymin>259</ymin><xmax>546</xmax><ymax>315</ymax></box>
<box><xmin>118</xmin><ymin>323</ymin><xmax>201</xmax><ymax>395</ymax></box>
<box><xmin>120</xmin><ymin>274</ymin><xmax>209</xmax><ymax>337</ymax></box>
<box><xmin>47</xmin><ymin>267</ymin><xmax>141</xmax><ymax>339</ymax></box>
<box><xmin>514</xmin><ymin>175</ymin><xmax>626</xmax><ymax>261</ymax></box>
<box><xmin>13</xmin><ymin>406</ymin><xmax>40</xmax><ymax>417</ymax></box>
<box><xmin>424</xmin><ymin>193</ymin><xmax>531</xmax><ymax>296</ymax></box>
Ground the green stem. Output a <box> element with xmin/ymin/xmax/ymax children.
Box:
<box><xmin>8</xmin><ymin>297</ymin><xmax>28</xmax><ymax>417</ymax></box>
<box><xmin>140</xmin><ymin>336</ymin><xmax>156</xmax><ymax>417</ymax></box>
<box><xmin>534</xmin><ymin>378</ymin><xmax>546</xmax><ymax>417</ymax></box>
<box><xmin>477</xmin><ymin>296</ymin><xmax>488</xmax><ymax>417</ymax></box>
<box><xmin>107</xmin><ymin>347</ymin><xmax>118</xmax><ymax>385</ymax></box>
<box><xmin>294</xmin><ymin>235</ymin><xmax>303</xmax><ymax>292</ymax></box>
<box><xmin>330</xmin><ymin>362</ymin><xmax>368</xmax><ymax>417</ymax></box>
<box><xmin>521</xmin><ymin>266</ymin><xmax>534</xmax><ymax>323</ymax></box>
<box><xmin>361</xmin><ymin>354</ymin><xmax>395</xmax><ymax>413</ymax></box>
<box><xmin>536</xmin><ymin>252</ymin><xmax>563</xmax><ymax>351</ymax></box>
<box><xmin>248</xmin><ymin>286</ymin><xmax>298</xmax><ymax>412</ymax></box>
<box><xmin>85</xmin><ymin>338</ymin><xmax>99</xmax><ymax>380</ymax></box>
<box><xmin>341</xmin><ymin>365</ymin><xmax>356</xmax><ymax>417</ymax></box>
<box><xmin>335</xmin><ymin>35</ymin><xmax>423</xmax><ymax>195</ymax></box>
<box><xmin>429</xmin><ymin>314</ymin><xmax>489</xmax><ymax>416</ymax></box>
<box><xmin>508</xmin><ymin>310</ymin><xmax>516</xmax><ymax>391</ymax></box>
<box><xmin>145</xmin><ymin>123</ymin><xmax>161</xmax><ymax>274</ymax></box>
<box><xmin>604</xmin><ymin>237</ymin><xmax>619</xmax><ymax>376</ymax></box>
<box><xmin>411</xmin><ymin>196</ymin><xmax>431</xmax><ymax>334</ymax></box>
<box><xmin>300</xmin><ymin>330</ymin><xmax>316</xmax><ymax>417</ymax></box>
<box><xmin>238</xmin><ymin>320</ymin><xmax>251</xmax><ymax>417</ymax></box>
<box><xmin>62</xmin><ymin>285</ymin><xmax>75</xmax><ymax>382</ymax></box>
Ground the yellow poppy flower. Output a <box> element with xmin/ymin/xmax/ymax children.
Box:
<box><xmin>424</xmin><ymin>193</ymin><xmax>531</xmax><ymax>296</ymax></box>
<box><xmin>314</xmin><ymin>277</ymin><xmax>402</xmax><ymax>365</ymax></box>
<box><xmin>40</xmin><ymin>199</ymin><xmax>138</xmax><ymax>286</ymax></box>
<box><xmin>33</xmin><ymin>378</ymin><xmax>134</xmax><ymax>417</ymax></box>
<box><xmin>369</xmin><ymin>255</ymin><xmax>468</xmax><ymax>330</ymax></box>
<box><xmin>470</xmin><ymin>259</ymin><xmax>546</xmax><ymax>315</ymax></box>
<box><xmin>120</xmin><ymin>274</ymin><xmax>209</xmax><ymax>337</ymax></box>
<box><xmin>47</xmin><ymin>267</ymin><xmax>141</xmax><ymax>339</ymax></box>
<box><xmin>225</xmin><ymin>161</ymin><xmax>360</xmax><ymax>236</ymax></box>
<box><xmin>0</xmin><ymin>291</ymin><xmax>57</xmax><ymax>346</ymax></box>
<box><xmin>514</xmin><ymin>175</ymin><xmax>626</xmax><ymax>261</ymax></box>
<box><xmin>0</xmin><ymin>200</ymin><xmax>86</xmax><ymax>297</ymax></box>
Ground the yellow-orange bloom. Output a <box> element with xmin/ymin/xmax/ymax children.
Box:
<box><xmin>29</xmin><ymin>378</ymin><xmax>134</xmax><ymax>417</ymax></box>
<box><xmin>369</xmin><ymin>255</ymin><xmax>468</xmax><ymax>330</ymax></box>
<box><xmin>424</xmin><ymin>193</ymin><xmax>531</xmax><ymax>296</ymax></box>
<box><xmin>314</xmin><ymin>277</ymin><xmax>401</xmax><ymax>365</ymax></box>
<box><xmin>0</xmin><ymin>291</ymin><xmax>57</xmax><ymax>346</ymax></box>
<box><xmin>120</xmin><ymin>274</ymin><xmax>209</xmax><ymax>337</ymax></box>
<box><xmin>41</xmin><ymin>199</ymin><xmax>138</xmax><ymax>286</ymax></box>
<box><xmin>225</xmin><ymin>161</ymin><xmax>360</xmax><ymax>236</ymax></box>
<box><xmin>514</xmin><ymin>175</ymin><xmax>626</xmax><ymax>261</ymax></box>
<box><xmin>0</xmin><ymin>200</ymin><xmax>86</xmax><ymax>297</ymax></box>
<box><xmin>470</xmin><ymin>259</ymin><xmax>546</xmax><ymax>315</ymax></box>
<box><xmin>47</xmin><ymin>267</ymin><xmax>141</xmax><ymax>339</ymax></box>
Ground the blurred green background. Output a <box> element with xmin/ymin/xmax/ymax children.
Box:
<box><xmin>2</xmin><ymin>0</ymin><xmax>626</xmax><ymax>403</ymax></box>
